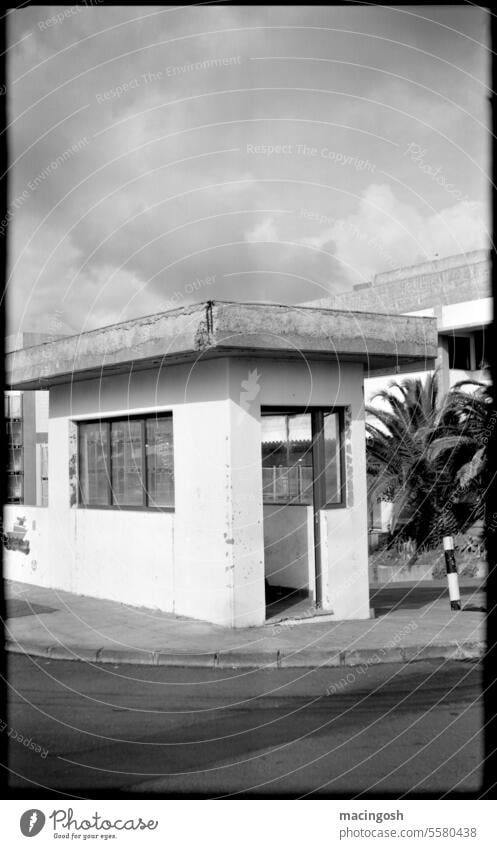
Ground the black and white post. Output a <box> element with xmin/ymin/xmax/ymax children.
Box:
<box><xmin>443</xmin><ymin>536</ymin><xmax>461</xmax><ymax>611</ymax></box>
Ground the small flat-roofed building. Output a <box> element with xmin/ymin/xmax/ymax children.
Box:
<box><xmin>4</xmin><ymin>300</ymin><xmax>436</xmax><ymax>626</ymax></box>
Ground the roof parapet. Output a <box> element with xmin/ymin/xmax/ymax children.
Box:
<box><xmin>6</xmin><ymin>300</ymin><xmax>438</xmax><ymax>390</ymax></box>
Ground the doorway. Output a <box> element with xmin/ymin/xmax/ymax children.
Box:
<box><xmin>261</xmin><ymin>407</ymin><xmax>344</xmax><ymax>620</ymax></box>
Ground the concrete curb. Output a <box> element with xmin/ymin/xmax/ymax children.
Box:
<box><xmin>5</xmin><ymin>640</ymin><xmax>486</xmax><ymax>668</ymax></box>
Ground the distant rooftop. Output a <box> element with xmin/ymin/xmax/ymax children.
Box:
<box><xmin>305</xmin><ymin>250</ymin><xmax>490</xmax><ymax>314</ymax></box>
<box><xmin>372</xmin><ymin>249</ymin><xmax>489</xmax><ymax>287</ymax></box>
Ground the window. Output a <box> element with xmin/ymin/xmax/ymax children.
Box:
<box><xmin>261</xmin><ymin>414</ymin><xmax>313</xmax><ymax>504</ymax></box>
<box><xmin>79</xmin><ymin>421</ymin><xmax>110</xmax><ymax>506</ymax></box>
<box><xmin>111</xmin><ymin>419</ymin><xmax>144</xmax><ymax>506</ymax></box>
<box><xmin>8</xmin><ymin>446</ymin><xmax>23</xmax><ymax>474</ymax></box>
<box><xmin>447</xmin><ymin>334</ymin><xmax>472</xmax><ymax>370</ymax></box>
<box><xmin>5</xmin><ymin>394</ymin><xmax>22</xmax><ymax>420</ymax></box>
<box><xmin>7</xmin><ymin>475</ymin><xmax>23</xmax><ymax>503</ymax></box>
<box><xmin>77</xmin><ymin>414</ymin><xmax>174</xmax><ymax>509</ymax></box>
<box><xmin>261</xmin><ymin>409</ymin><xmax>345</xmax><ymax>507</ymax></box>
<box><xmin>7</xmin><ymin>420</ymin><xmax>23</xmax><ymax>447</ymax></box>
<box><xmin>146</xmin><ymin>417</ymin><xmax>175</xmax><ymax>507</ymax></box>
<box><xmin>6</xmin><ymin>395</ymin><xmax>23</xmax><ymax>504</ymax></box>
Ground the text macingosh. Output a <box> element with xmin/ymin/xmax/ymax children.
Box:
<box><xmin>339</xmin><ymin>811</ymin><xmax>404</xmax><ymax>824</ymax></box>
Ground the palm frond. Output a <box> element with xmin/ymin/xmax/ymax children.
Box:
<box><xmin>457</xmin><ymin>447</ymin><xmax>486</xmax><ymax>489</ymax></box>
<box><xmin>426</xmin><ymin>434</ymin><xmax>477</xmax><ymax>462</ymax></box>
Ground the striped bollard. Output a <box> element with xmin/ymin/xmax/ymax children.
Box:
<box><xmin>443</xmin><ymin>536</ymin><xmax>461</xmax><ymax>611</ymax></box>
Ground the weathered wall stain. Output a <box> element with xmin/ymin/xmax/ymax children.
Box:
<box><xmin>68</xmin><ymin>420</ymin><xmax>78</xmax><ymax>507</ymax></box>
<box><xmin>1</xmin><ymin>515</ymin><xmax>30</xmax><ymax>554</ymax></box>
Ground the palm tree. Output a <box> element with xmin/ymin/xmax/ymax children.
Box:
<box><xmin>432</xmin><ymin>379</ymin><xmax>493</xmax><ymax>528</ymax></box>
<box><xmin>366</xmin><ymin>372</ymin><xmax>491</xmax><ymax>550</ymax></box>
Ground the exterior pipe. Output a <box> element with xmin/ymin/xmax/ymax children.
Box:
<box><xmin>443</xmin><ymin>535</ymin><xmax>461</xmax><ymax>611</ymax></box>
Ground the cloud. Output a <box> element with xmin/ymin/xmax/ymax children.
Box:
<box><xmin>6</xmin><ymin>5</ymin><xmax>490</xmax><ymax>331</ymax></box>
<box><xmin>426</xmin><ymin>198</ymin><xmax>490</xmax><ymax>257</ymax></box>
<box><xmin>244</xmin><ymin>216</ymin><xmax>279</xmax><ymax>243</ymax></box>
<box><xmin>298</xmin><ymin>183</ymin><xmax>489</xmax><ymax>284</ymax></box>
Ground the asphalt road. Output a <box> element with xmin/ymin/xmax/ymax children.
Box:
<box><xmin>5</xmin><ymin>655</ymin><xmax>483</xmax><ymax>797</ymax></box>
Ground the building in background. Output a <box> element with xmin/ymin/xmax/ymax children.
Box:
<box><xmin>304</xmin><ymin>250</ymin><xmax>491</xmax><ymax>538</ymax></box>
<box><xmin>308</xmin><ymin>249</ymin><xmax>490</xmax><ymax>394</ymax></box>
<box><xmin>5</xmin><ymin>390</ymin><xmax>48</xmax><ymax>506</ymax></box>
<box><xmin>5</xmin><ymin>332</ymin><xmax>57</xmax><ymax>506</ymax></box>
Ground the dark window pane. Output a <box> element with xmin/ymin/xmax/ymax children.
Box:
<box><xmin>79</xmin><ymin>422</ymin><xmax>110</xmax><ymax>506</ymax></box>
<box><xmin>111</xmin><ymin>420</ymin><xmax>144</xmax><ymax>506</ymax></box>
<box><xmin>447</xmin><ymin>335</ymin><xmax>471</xmax><ymax>370</ymax></box>
<box><xmin>473</xmin><ymin>328</ymin><xmax>487</xmax><ymax>370</ymax></box>
<box><xmin>323</xmin><ymin>412</ymin><xmax>342</xmax><ymax>503</ymax></box>
<box><xmin>146</xmin><ymin>417</ymin><xmax>174</xmax><ymax>507</ymax></box>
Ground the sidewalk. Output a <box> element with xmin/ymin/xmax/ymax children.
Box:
<box><xmin>4</xmin><ymin>579</ymin><xmax>486</xmax><ymax>668</ymax></box>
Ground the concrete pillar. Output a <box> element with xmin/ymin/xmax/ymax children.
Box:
<box><xmin>174</xmin><ymin>359</ymin><xmax>265</xmax><ymax>627</ymax></box>
<box><xmin>321</xmin><ymin>392</ymin><xmax>370</xmax><ymax>620</ymax></box>
<box><xmin>227</xmin><ymin>390</ymin><xmax>266</xmax><ymax>627</ymax></box>
<box><xmin>437</xmin><ymin>336</ymin><xmax>451</xmax><ymax>396</ymax></box>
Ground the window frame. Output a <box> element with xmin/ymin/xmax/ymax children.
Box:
<box><xmin>76</xmin><ymin>412</ymin><xmax>175</xmax><ymax>511</ymax></box>
<box><xmin>5</xmin><ymin>394</ymin><xmax>23</xmax><ymax>421</ymax></box>
<box><xmin>6</xmin><ymin>396</ymin><xmax>24</xmax><ymax>503</ymax></box>
<box><xmin>261</xmin><ymin>406</ymin><xmax>346</xmax><ymax>509</ymax></box>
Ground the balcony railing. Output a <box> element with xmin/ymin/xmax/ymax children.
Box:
<box><xmin>262</xmin><ymin>465</ymin><xmax>313</xmax><ymax>505</ymax></box>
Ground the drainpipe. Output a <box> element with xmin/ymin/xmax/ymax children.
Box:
<box><xmin>443</xmin><ymin>535</ymin><xmax>461</xmax><ymax>610</ymax></box>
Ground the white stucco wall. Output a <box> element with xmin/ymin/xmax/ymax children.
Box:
<box><xmin>4</xmin><ymin>359</ymin><xmax>266</xmax><ymax>626</ymax></box>
<box><xmin>319</xmin><ymin>404</ymin><xmax>370</xmax><ymax>620</ymax></box>
<box><xmin>4</xmin><ymin>355</ymin><xmax>370</xmax><ymax>625</ymax></box>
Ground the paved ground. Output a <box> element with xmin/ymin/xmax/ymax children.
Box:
<box><xmin>6</xmin><ymin>655</ymin><xmax>483</xmax><ymax>796</ymax></box>
<box><xmin>4</xmin><ymin>579</ymin><xmax>486</xmax><ymax>668</ymax></box>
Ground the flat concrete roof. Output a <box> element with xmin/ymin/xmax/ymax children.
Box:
<box><xmin>6</xmin><ymin>300</ymin><xmax>437</xmax><ymax>390</ymax></box>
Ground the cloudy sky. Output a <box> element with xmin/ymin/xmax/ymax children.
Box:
<box><xmin>6</xmin><ymin>4</ymin><xmax>490</xmax><ymax>335</ymax></box>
